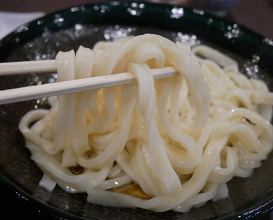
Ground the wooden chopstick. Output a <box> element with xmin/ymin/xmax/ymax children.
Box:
<box><xmin>0</xmin><ymin>67</ymin><xmax>178</xmax><ymax>105</ymax></box>
<box><xmin>0</xmin><ymin>60</ymin><xmax>57</xmax><ymax>75</ymax></box>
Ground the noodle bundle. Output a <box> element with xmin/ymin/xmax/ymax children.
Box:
<box><xmin>19</xmin><ymin>34</ymin><xmax>273</xmax><ymax>212</ymax></box>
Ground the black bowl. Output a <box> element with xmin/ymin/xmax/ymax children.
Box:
<box><xmin>1</xmin><ymin>1</ymin><xmax>273</xmax><ymax>219</ymax></box>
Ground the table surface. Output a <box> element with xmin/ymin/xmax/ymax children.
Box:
<box><xmin>0</xmin><ymin>0</ymin><xmax>273</xmax><ymax>219</ymax></box>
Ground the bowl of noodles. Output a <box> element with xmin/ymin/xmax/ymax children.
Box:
<box><xmin>0</xmin><ymin>1</ymin><xmax>273</xmax><ymax>219</ymax></box>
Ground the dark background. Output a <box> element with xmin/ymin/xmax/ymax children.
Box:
<box><xmin>0</xmin><ymin>0</ymin><xmax>273</xmax><ymax>39</ymax></box>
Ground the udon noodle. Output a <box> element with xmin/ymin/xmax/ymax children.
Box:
<box><xmin>19</xmin><ymin>34</ymin><xmax>273</xmax><ymax>212</ymax></box>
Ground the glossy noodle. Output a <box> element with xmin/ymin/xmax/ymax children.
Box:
<box><xmin>19</xmin><ymin>34</ymin><xmax>273</xmax><ymax>212</ymax></box>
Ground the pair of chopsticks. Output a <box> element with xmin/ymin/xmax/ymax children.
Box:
<box><xmin>0</xmin><ymin>60</ymin><xmax>178</xmax><ymax>105</ymax></box>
